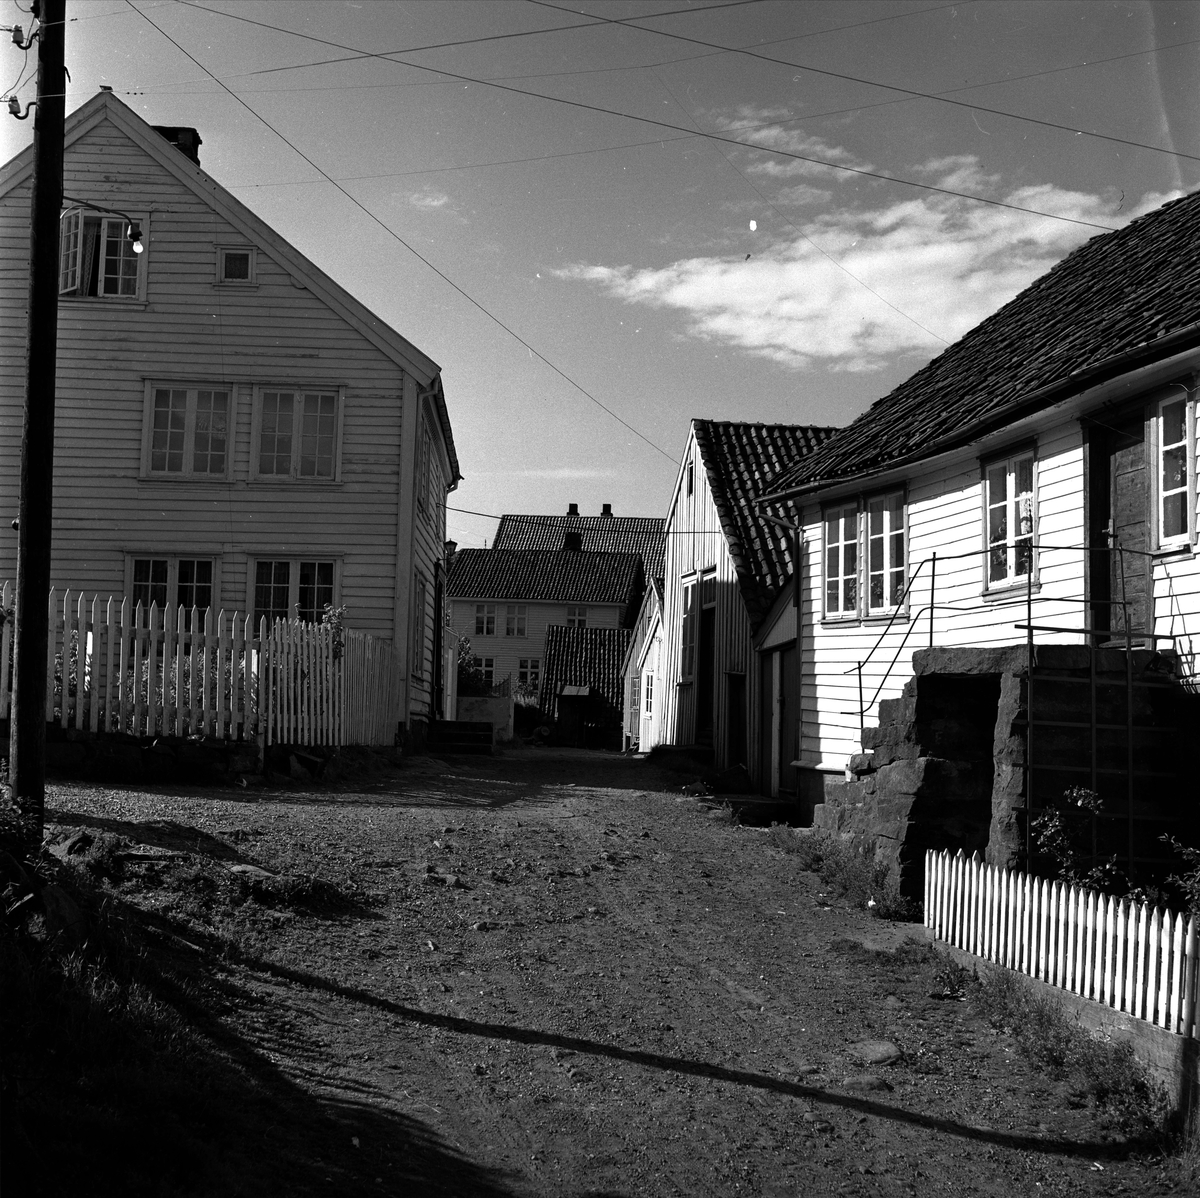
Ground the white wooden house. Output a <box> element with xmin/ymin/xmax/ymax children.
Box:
<box><xmin>754</xmin><ymin>188</ymin><xmax>1200</xmax><ymax>876</ymax></box>
<box><xmin>644</xmin><ymin>421</ymin><xmax>832</xmax><ymax>794</ymax></box>
<box><xmin>621</xmin><ymin>576</ymin><xmax>663</xmax><ymax>751</ymax></box>
<box><xmin>447</xmin><ymin>548</ymin><xmax>644</xmax><ymax>697</ymax></box>
<box><xmin>0</xmin><ymin>91</ymin><xmax>460</xmax><ymax>737</ymax></box>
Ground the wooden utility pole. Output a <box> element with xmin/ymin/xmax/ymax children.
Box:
<box><xmin>9</xmin><ymin>0</ymin><xmax>65</xmax><ymax>833</ymax></box>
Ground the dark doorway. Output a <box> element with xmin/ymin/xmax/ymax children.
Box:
<box><xmin>725</xmin><ymin>673</ymin><xmax>746</xmax><ymax>767</ymax></box>
<box><xmin>778</xmin><ymin>644</ymin><xmax>798</xmax><ymax>797</ymax></box>
<box><xmin>1088</xmin><ymin>410</ymin><xmax>1152</xmax><ymax>639</ymax></box>
<box><xmin>757</xmin><ymin>652</ymin><xmax>774</xmax><ymax>793</ymax></box>
<box><xmin>696</xmin><ymin>604</ymin><xmax>716</xmax><ymax>745</ymax></box>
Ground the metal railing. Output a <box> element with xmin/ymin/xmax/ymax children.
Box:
<box><xmin>839</xmin><ymin>538</ymin><xmax>1196</xmax><ymax>879</ymax></box>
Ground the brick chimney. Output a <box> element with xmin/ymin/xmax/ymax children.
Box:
<box><xmin>567</xmin><ymin>502</ymin><xmax>579</xmax><ymax>516</ymax></box>
<box><xmin>600</xmin><ymin>503</ymin><xmax>613</xmax><ymax>518</ymax></box>
<box><xmin>153</xmin><ymin>125</ymin><xmax>202</xmax><ymax>166</ymax></box>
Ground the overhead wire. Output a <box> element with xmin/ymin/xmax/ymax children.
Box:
<box><xmin>530</xmin><ymin>0</ymin><xmax>1200</xmax><ymax>167</ymax></box>
<box><xmin>202</xmin><ymin>30</ymin><xmax>1200</xmax><ymax>193</ymax></box>
<box><xmin>127</xmin><ymin>1</ymin><xmax>680</xmax><ymax>466</ymax></box>
<box><xmin>153</xmin><ymin>3</ymin><xmax>1122</xmax><ymax>230</ymax></box>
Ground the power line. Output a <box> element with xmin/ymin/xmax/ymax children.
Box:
<box><xmin>176</xmin><ymin>0</ymin><xmax>760</xmax><ymax>81</ymax></box>
<box><xmin>153</xmin><ymin>3</ymin><xmax>1122</xmax><ymax>230</ymax></box>
<box><xmin>531</xmin><ymin>0</ymin><xmax>1200</xmax><ymax>167</ymax></box>
<box><xmin>128</xmin><ymin>2</ymin><xmax>678</xmax><ymax>465</ymax></box>
<box><xmin>187</xmin><ymin>29</ymin><xmax>1200</xmax><ymax>192</ymax></box>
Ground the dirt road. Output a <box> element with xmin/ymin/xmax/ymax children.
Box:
<box><xmin>44</xmin><ymin>748</ymin><xmax>1185</xmax><ymax>1197</ymax></box>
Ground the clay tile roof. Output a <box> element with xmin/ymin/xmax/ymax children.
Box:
<box><xmin>493</xmin><ymin>514</ymin><xmax>666</xmax><ymax>579</ymax></box>
<box><xmin>693</xmin><ymin>421</ymin><xmax>835</xmax><ymax>628</ymax></box>
<box><xmin>538</xmin><ymin>625</ymin><xmax>632</xmax><ymax>720</ymax></box>
<box><xmin>447</xmin><ymin>548</ymin><xmax>644</xmax><ymax>607</ymax></box>
<box><xmin>763</xmin><ymin>188</ymin><xmax>1200</xmax><ymax>495</ymax></box>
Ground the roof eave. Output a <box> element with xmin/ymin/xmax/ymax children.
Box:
<box><xmin>758</xmin><ymin>322</ymin><xmax>1200</xmax><ymax>503</ymax></box>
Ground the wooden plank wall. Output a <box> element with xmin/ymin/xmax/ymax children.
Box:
<box><xmin>795</xmin><ymin>412</ymin><xmax>1200</xmax><ymax>771</ymax></box>
<box><xmin>0</xmin><ymin>119</ymin><xmax>412</xmax><ymax>642</ymax></box>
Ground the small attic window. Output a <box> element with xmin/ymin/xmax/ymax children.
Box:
<box><xmin>563</xmin><ymin>531</ymin><xmax>583</xmax><ymax>551</ymax></box>
<box><xmin>217</xmin><ymin>246</ymin><xmax>255</xmax><ymax>285</ymax></box>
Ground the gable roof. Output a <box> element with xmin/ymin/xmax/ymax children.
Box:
<box><xmin>762</xmin><ymin>188</ymin><xmax>1200</xmax><ymax>497</ymax></box>
<box><xmin>448</xmin><ymin>548</ymin><xmax>644</xmax><ymax>607</ymax></box>
<box><xmin>693</xmin><ymin>421</ymin><xmax>835</xmax><ymax>628</ymax></box>
<box><xmin>493</xmin><ymin>513</ymin><xmax>666</xmax><ymax>580</ymax></box>
<box><xmin>539</xmin><ymin>625</ymin><xmax>631</xmax><ymax>721</ymax></box>
<box><xmin>0</xmin><ymin>90</ymin><xmax>460</xmax><ymax>483</ymax></box>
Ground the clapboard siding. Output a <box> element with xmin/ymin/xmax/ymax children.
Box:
<box><xmin>657</xmin><ymin>427</ymin><xmax>760</xmax><ymax>775</ymax></box>
<box><xmin>787</xmin><ymin>400</ymin><xmax>1200</xmax><ymax>771</ymax></box>
<box><xmin>1</xmin><ymin>95</ymin><xmax>459</xmax><ymax>729</ymax></box>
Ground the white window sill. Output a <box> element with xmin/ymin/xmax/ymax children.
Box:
<box><xmin>61</xmin><ymin>296</ymin><xmax>148</xmax><ymax>309</ymax></box>
<box><xmin>1153</xmin><ymin>544</ymin><xmax>1195</xmax><ymax>563</ymax></box>
<box><xmin>862</xmin><ymin>611</ymin><xmax>909</xmax><ymax>626</ymax></box>
<box><xmin>982</xmin><ymin>581</ymin><xmax>1041</xmax><ymax>604</ymax></box>
<box><xmin>140</xmin><ymin>473</ymin><xmax>234</xmax><ymax>484</ymax></box>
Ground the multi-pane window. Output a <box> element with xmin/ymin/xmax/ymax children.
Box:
<box><xmin>147</xmin><ymin>386</ymin><xmax>230</xmax><ymax>477</ymax></box>
<box><xmin>59</xmin><ymin>209</ymin><xmax>143</xmax><ymax>298</ymax></box>
<box><xmin>254</xmin><ymin>559</ymin><xmax>334</xmax><ymax>627</ymax></box>
<box><xmin>480</xmin><ymin>657</ymin><xmax>495</xmax><ymax>686</ymax></box>
<box><xmin>132</xmin><ymin>558</ymin><xmax>168</xmax><ymax>611</ymax></box>
<box><xmin>566</xmin><ymin>605</ymin><xmax>588</xmax><ymax>628</ymax></box>
<box><xmin>518</xmin><ymin>658</ymin><xmax>541</xmax><ymax>688</ymax></box>
<box><xmin>256</xmin><ymin>390</ymin><xmax>338</xmax><ymax>479</ymax></box>
<box><xmin>985</xmin><ymin>453</ymin><xmax>1035</xmax><ymax>587</ymax></box>
<box><xmin>131</xmin><ymin>557</ymin><xmax>214</xmax><ymax>629</ymax></box>
<box><xmin>474</xmin><ymin>603</ymin><xmax>496</xmax><ymax>636</ymax></box>
<box><xmin>866</xmin><ymin>492</ymin><xmax>906</xmax><ymax>613</ymax></box>
<box><xmin>629</xmin><ymin>673</ymin><xmax>641</xmax><ymax>717</ymax></box>
<box><xmin>416</xmin><ymin>417</ymin><xmax>435</xmax><ymax>517</ymax></box>
<box><xmin>1159</xmin><ymin>396</ymin><xmax>1191</xmax><ymax>546</ymax></box>
<box><xmin>505</xmin><ymin>605</ymin><xmax>527</xmax><ymax>636</ymax></box>
<box><xmin>680</xmin><ymin>583</ymin><xmax>696</xmax><ymax>677</ymax></box>
<box><xmin>824</xmin><ymin>502</ymin><xmax>858</xmax><ymax>617</ymax></box>
<box><xmin>410</xmin><ymin>572</ymin><xmax>428</xmax><ymax>679</ymax></box>
<box><xmin>644</xmin><ymin>673</ymin><xmax>654</xmax><ymax>714</ymax></box>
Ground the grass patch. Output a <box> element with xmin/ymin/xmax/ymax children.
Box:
<box><xmin>768</xmin><ymin>824</ymin><xmax>920</xmax><ymax>921</ymax></box>
<box><xmin>967</xmin><ymin>966</ymin><xmax>1175</xmax><ymax>1144</ymax></box>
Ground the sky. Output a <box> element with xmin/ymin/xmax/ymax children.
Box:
<box><xmin>2</xmin><ymin>0</ymin><xmax>1198</xmax><ymax>547</ymax></box>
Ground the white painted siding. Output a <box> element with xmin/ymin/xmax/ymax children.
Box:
<box><xmin>449</xmin><ymin>598</ymin><xmax>624</xmax><ymax>689</ymax></box>
<box><xmin>1</xmin><ymin>111</ymin><xmax>453</xmax><ymax>728</ymax></box>
<box><xmin>795</xmin><ymin>400</ymin><xmax>1200</xmax><ymax>771</ymax></box>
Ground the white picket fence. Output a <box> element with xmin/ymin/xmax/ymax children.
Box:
<box><xmin>925</xmin><ymin>849</ymin><xmax>1200</xmax><ymax>1039</ymax></box>
<box><xmin>0</xmin><ymin>584</ymin><xmax>402</xmax><ymax>749</ymax></box>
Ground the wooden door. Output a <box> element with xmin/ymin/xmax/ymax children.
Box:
<box><xmin>1089</xmin><ymin>412</ymin><xmax>1152</xmax><ymax>638</ymax></box>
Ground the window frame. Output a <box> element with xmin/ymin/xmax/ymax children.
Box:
<box><xmin>518</xmin><ymin>657</ymin><xmax>541</xmax><ymax>688</ymax></box>
<box><xmin>644</xmin><ymin>672</ymin><xmax>654</xmax><ymax>714</ymax></box>
<box><xmin>59</xmin><ymin>207</ymin><xmax>149</xmax><ymax>302</ymax></box>
<box><xmin>1152</xmin><ymin>388</ymin><xmax>1195</xmax><ymax>552</ymax></box>
<box><xmin>250</xmin><ymin>385</ymin><xmax>345</xmax><ymax>483</ymax></box>
<box><xmin>981</xmin><ymin>447</ymin><xmax>1038</xmax><ymax>593</ymax></box>
<box><xmin>410</xmin><ymin>571</ymin><xmax>428</xmax><ymax>680</ymax></box>
<box><xmin>680</xmin><ymin>580</ymin><xmax>697</xmax><ymax>678</ymax></box>
<box><xmin>822</xmin><ymin>500</ymin><xmax>860</xmax><ymax>620</ymax></box>
<box><xmin>480</xmin><ymin>657</ymin><xmax>495</xmax><ymax>686</ymax></box>
<box><xmin>140</xmin><ymin>381</ymin><xmax>236</xmax><ymax>481</ymax></box>
<box><xmin>247</xmin><ymin>556</ymin><xmax>340</xmax><ymax>629</ymax></box>
<box><xmin>474</xmin><ymin>603</ymin><xmax>497</xmax><ymax>636</ymax></box>
<box><xmin>123</xmin><ymin>553</ymin><xmax>220</xmax><ymax>628</ymax></box>
<box><xmin>566</xmin><ymin>605</ymin><xmax>588</xmax><ymax>628</ymax></box>
<box><xmin>215</xmin><ymin>244</ymin><xmax>257</xmax><ymax>287</ymax></box>
<box><xmin>505</xmin><ymin>604</ymin><xmax>527</xmax><ymax>637</ymax></box>
<box><xmin>864</xmin><ymin>489</ymin><xmax>908</xmax><ymax>617</ymax></box>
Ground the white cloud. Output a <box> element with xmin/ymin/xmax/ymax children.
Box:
<box><xmin>553</xmin><ymin>162</ymin><xmax>1179</xmax><ymax>372</ymax></box>
<box><xmin>407</xmin><ymin>188</ymin><xmax>450</xmax><ymax>211</ymax></box>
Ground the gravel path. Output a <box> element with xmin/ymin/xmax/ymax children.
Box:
<box><xmin>45</xmin><ymin>748</ymin><xmax>1185</xmax><ymax>1197</ymax></box>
